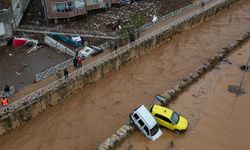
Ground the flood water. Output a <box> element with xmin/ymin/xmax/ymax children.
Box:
<box><xmin>0</xmin><ymin>0</ymin><xmax>250</xmax><ymax>150</ymax></box>
<box><xmin>116</xmin><ymin>33</ymin><xmax>250</xmax><ymax>150</ymax></box>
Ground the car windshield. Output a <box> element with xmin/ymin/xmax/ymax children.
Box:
<box><xmin>150</xmin><ymin>124</ymin><xmax>159</xmax><ymax>136</ymax></box>
<box><xmin>170</xmin><ymin>112</ymin><xmax>180</xmax><ymax>125</ymax></box>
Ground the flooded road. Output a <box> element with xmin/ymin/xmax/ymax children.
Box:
<box><xmin>0</xmin><ymin>0</ymin><xmax>250</xmax><ymax>150</ymax></box>
<box><xmin>116</xmin><ymin>34</ymin><xmax>250</xmax><ymax>150</ymax></box>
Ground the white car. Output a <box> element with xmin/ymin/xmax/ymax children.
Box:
<box><xmin>129</xmin><ymin>105</ymin><xmax>162</xmax><ymax>141</ymax></box>
<box><xmin>78</xmin><ymin>46</ymin><xmax>95</xmax><ymax>58</ymax></box>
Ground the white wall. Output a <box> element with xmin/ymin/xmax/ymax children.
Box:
<box><xmin>0</xmin><ymin>22</ymin><xmax>6</xmax><ymax>36</ymax></box>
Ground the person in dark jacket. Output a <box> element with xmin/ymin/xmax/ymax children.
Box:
<box><xmin>73</xmin><ymin>57</ymin><xmax>78</xmax><ymax>68</ymax></box>
<box><xmin>4</xmin><ymin>85</ymin><xmax>10</xmax><ymax>97</ymax></box>
<box><xmin>64</xmin><ymin>68</ymin><xmax>69</xmax><ymax>78</ymax></box>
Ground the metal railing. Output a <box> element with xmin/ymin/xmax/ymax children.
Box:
<box><xmin>35</xmin><ymin>42</ymin><xmax>110</xmax><ymax>82</ymax></box>
<box><xmin>35</xmin><ymin>58</ymin><xmax>74</xmax><ymax>82</ymax></box>
<box><xmin>136</xmin><ymin>0</ymin><xmax>203</xmax><ymax>33</ymax></box>
<box><xmin>0</xmin><ymin>0</ymin><xmax>228</xmax><ymax>118</ymax></box>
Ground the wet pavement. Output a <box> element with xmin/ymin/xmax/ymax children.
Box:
<box><xmin>0</xmin><ymin>45</ymin><xmax>70</xmax><ymax>90</ymax></box>
<box><xmin>0</xmin><ymin>0</ymin><xmax>249</xmax><ymax>150</ymax></box>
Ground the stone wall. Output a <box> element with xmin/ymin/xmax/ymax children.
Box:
<box><xmin>0</xmin><ymin>0</ymin><xmax>240</xmax><ymax>135</ymax></box>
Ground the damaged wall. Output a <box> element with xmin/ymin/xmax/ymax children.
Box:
<box><xmin>0</xmin><ymin>0</ymin><xmax>240</xmax><ymax>135</ymax></box>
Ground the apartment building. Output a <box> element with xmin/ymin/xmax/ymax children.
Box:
<box><xmin>0</xmin><ymin>0</ymin><xmax>30</xmax><ymax>39</ymax></box>
<box><xmin>44</xmin><ymin>0</ymin><xmax>121</xmax><ymax>21</ymax></box>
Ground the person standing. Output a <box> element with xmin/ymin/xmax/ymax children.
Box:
<box><xmin>76</xmin><ymin>56</ymin><xmax>82</xmax><ymax>67</ymax></box>
<box><xmin>73</xmin><ymin>57</ymin><xmax>78</xmax><ymax>68</ymax></box>
<box><xmin>4</xmin><ymin>85</ymin><xmax>11</xmax><ymax>97</ymax></box>
<box><xmin>1</xmin><ymin>97</ymin><xmax>8</xmax><ymax>107</ymax></box>
<box><xmin>64</xmin><ymin>68</ymin><xmax>69</xmax><ymax>78</ymax></box>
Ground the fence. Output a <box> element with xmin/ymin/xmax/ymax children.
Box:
<box><xmin>35</xmin><ymin>58</ymin><xmax>74</xmax><ymax>82</ymax></box>
<box><xmin>35</xmin><ymin>41</ymin><xmax>110</xmax><ymax>82</ymax></box>
<box><xmin>136</xmin><ymin>0</ymin><xmax>203</xmax><ymax>33</ymax></box>
<box><xmin>0</xmin><ymin>0</ymin><xmax>229</xmax><ymax>118</ymax></box>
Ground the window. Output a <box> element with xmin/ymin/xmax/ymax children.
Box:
<box><xmin>53</xmin><ymin>2</ymin><xmax>74</xmax><ymax>13</ymax></box>
<box><xmin>138</xmin><ymin>119</ymin><xmax>144</xmax><ymax>127</ymax></box>
<box><xmin>133</xmin><ymin>113</ymin><xmax>139</xmax><ymax>120</ymax></box>
<box><xmin>144</xmin><ymin>126</ymin><xmax>149</xmax><ymax>135</ymax></box>
<box><xmin>67</xmin><ymin>2</ymin><xmax>73</xmax><ymax>11</ymax></box>
<box><xmin>170</xmin><ymin>112</ymin><xmax>180</xmax><ymax>125</ymax></box>
<box><xmin>53</xmin><ymin>3</ymin><xmax>67</xmax><ymax>12</ymax></box>
<box><xmin>150</xmin><ymin>124</ymin><xmax>160</xmax><ymax>136</ymax></box>
<box><xmin>155</xmin><ymin>114</ymin><xmax>172</xmax><ymax>124</ymax></box>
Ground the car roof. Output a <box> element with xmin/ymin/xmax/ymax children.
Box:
<box><xmin>135</xmin><ymin>105</ymin><xmax>157</xmax><ymax>128</ymax></box>
<box><xmin>151</xmin><ymin>104</ymin><xmax>173</xmax><ymax>118</ymax></box>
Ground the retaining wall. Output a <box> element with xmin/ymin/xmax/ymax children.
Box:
<box><xmin>0</xmin><ymin>0</ymin><xmax>239</xmax><ymax>135</ymax></box>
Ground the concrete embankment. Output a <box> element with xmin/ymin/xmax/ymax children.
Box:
<box><xmin>0</xmin><ymin>0</ymin><xmax>240</xmax><ymax>135</ymax></box>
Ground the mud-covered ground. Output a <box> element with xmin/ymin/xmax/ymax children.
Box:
<box><xmin>0</xmin><ymin>45</ymin><xmax>70</xmax><ymax>90</ymax></box>
<box><xmin>21</xmin><ymin>0</ymin><xmax>192</xmax><ymax>34</ymax></box>
<box><xmin>0</xmin><ymin>0</ymin><xmax>249</xmax><ymax>150</ymax></box>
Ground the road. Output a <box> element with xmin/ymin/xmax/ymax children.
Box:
<box><xmin>0</xmin><ymin>0</ymin><xmax>249</xmax><ymax>150</ymax></box>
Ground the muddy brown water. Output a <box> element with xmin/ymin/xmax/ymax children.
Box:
<box><xmin>0</xmin><ymin>0</ymin><xmax>250</xmax><ymax>150</ymax></box>
<box><xmin>116</xmin><ymin>33</ymin><xmax>250</xmax><ymax>150</ymax></box>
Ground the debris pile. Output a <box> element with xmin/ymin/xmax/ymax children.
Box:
<box><xmin>21</xmin><ymin>0</ymin><xmax>192</xmax><ymax>34</ymax></box>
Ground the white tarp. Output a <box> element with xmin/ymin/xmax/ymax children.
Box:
<box><xmin>44</xmin><ymin>35</ymin><xmax>75</xmax><ymax>57</ymax></box>
<box><xmin>0</xmin><ymin>22</ymin><xmax>6</xmax><ymax>36</ymax></box>
<box><xmin>72</xmin><ymin>36</ymin><xmax>81</xmax><ymax>42</ymax></box>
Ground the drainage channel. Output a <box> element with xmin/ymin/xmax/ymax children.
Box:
<box><xmin>97</xmin><ymin>32</ymin><xmax>250</xmax><ymax>150</ymax></box>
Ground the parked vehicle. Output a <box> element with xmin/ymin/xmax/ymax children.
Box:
<box><xmin>150</xmin><ymin>104</ymin><xmax>188</xmax><ymax>134</ymax></box>
<box><xmin>129</xmin><ymin>105</ymin><xmax>162</xmax><ymax>141</ymax></box>
<box><xmin>78</xmin><ymin>46</ymin><xmax>95</xmax><ymax>58</ymax></box>
<box><xmin>90</xmin><ymin>46</ymin><xmax>104</xmax><ymax>57</ymax></box>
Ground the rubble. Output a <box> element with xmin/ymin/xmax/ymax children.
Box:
<box><xmin>21</xmin><ymin>0</ymin><xmax>192</xmax><ymax>34</ymax></box>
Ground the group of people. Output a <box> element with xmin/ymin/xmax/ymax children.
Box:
<box><xmin>1</xmin><ymin>85</ymin><xmax>11</xmax><ymax>107</ymax></box>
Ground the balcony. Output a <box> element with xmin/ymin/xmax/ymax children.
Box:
<box><xmin>47</xmin><ymin>6</ymin><xmax>87</xmax><ymax>19</ymax></box>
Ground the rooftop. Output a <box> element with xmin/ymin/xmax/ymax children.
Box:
<box><xmin>0</xmin><ymin>0</ymin><xmax>11</xmax><ymax>10</ymax></box>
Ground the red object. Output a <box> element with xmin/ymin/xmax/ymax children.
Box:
<box><xmin>76</xmin><ymin>56</ymin><xmax>82</xmax><ymax>63</ymax></box>
<box><xmin>1</xmin><ymin>98</ymin><xmax>8</xmax><ymax>107</ymax></box>
<box><xmin>12</xmin><ymin>38</ymin><xmax>29</xmax><ymax>47</ymax></box>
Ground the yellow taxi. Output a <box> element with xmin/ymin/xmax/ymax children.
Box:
<box><xmin>149</xmin><ymin>104</ymin><xmax>188</xmax><ymax>134</ymax></box>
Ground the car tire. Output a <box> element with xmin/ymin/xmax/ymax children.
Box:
<box><xmin>174</xmin><ymin>130</ymin><xmax>181</xmax><ymax>134</ymax></box>
<box><xmin>129</xmin><ymin>115</ymin><xmax>134</xmax><ymax>125</ymax></box>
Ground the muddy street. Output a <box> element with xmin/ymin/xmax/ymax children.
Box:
<box><xmin>0</xmin><ymin>46</ymin><xmax>70</xmax><ymax>90</ymax></box>
<box><xmin>116</xmin><ymin>33</ymin><xmax>250</xmax><ymax>150</ymax></box>
<box><xmin>0</xmin><ymin>0</ymin><xmax>250</xmax><ymax>150</ymax></box>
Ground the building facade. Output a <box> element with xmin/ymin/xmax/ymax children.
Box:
<box><xmin>0</xmin><ymin>0</ymin><xmax>30</xmax><ymax>39</ymax></box>
<box><xmin>44</xmin><ymin>0</ymin><xmax>121</xmax><ymax>21</ymax></box>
